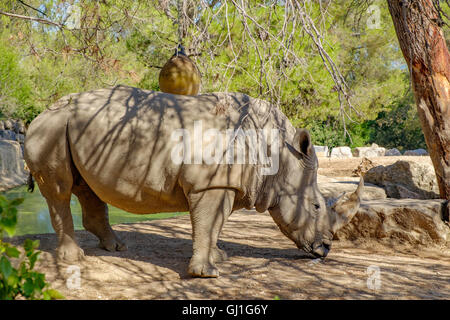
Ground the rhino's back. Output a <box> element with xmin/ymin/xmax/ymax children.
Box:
<box><xmin>65</xmin><ymin>86</ymin><xmax>268</xmax><ymax>213</ymax></box>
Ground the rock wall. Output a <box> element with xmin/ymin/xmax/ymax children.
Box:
<box><xmin>318</xmin><ymin>175</ymin><xmax>387</xmax><ymax>201</ymax></box>
<box><xmin>319</xmin><ymin>171</ymin><xmax>449</xmax><ymax>247</ymax></box>
<box><xmin>364</xmin><ymin>160</ymin><xmax>440</xmax><ymax>199</ymax></box>
<box><xmin>352</xmin><ymin>144</ymin><xmax>386</xmax><ymax>157</ymax></box>
<box><xmin>329</xmin><ymin>146</ymin><xmax>353</xmax><ymax>158</ymax></box>
<box><xmin>0</xmin><ymin>119</ymin><xmax>28</xmax><ymax>191</ymax></box>
<box><xmin>335</xmin><ymin>199</ymin><xmax>450</xmax><ymax>246</ymax></box>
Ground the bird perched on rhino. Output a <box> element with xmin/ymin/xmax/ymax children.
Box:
<box><xmin>158</xmin><ymin>45</ymin><xmax>201</xmax><ymax>96</ymax></box>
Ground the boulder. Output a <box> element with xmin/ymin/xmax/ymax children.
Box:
<box><xmin>314</xmin><ymin>145</ymin><xmax>329</xmax><ymax>157</ymax></box>
<box><xmin>318</xmin><ymin>175</ymin><xmax>386</xmax><ymax>201</ymax></box>
<box><xmin>385</xmin><ymin>148</ymin><xmax>402</xmax><ymax>156</ymax></box>
<box><xmin>330</xmin><ymin>146</ymin><xmax>352</xmax><ymax>158</ymax></box>
<box><xmin>0</xmin><ymin>130</ymin><xmax>17</xmax><ymax>141</ymax></box>
<box><xmin>16</xmin><ymin>133</ymin><xmax>25</xmax><ymax>144</ymax></box>
<box><xmin>3</xmin><ymin>119</ymin><xmax>13</xmax><ymax>130</ymax></box>
<box><xmin>13</xmin><ymin>120</ymin><xmax>25</xmax><ymax>134</ymax></box>
<box><xmin>352</xmin><ymin>146</ymin><xmax>386</xmax><ymax>158</ymax></box>
<box><xmin>352</xmin><ymin>157</ymin><xmax>375</xmax><ymax>177</ymax></box>
<box><xmin>0</xmin><ymin>140</ymin><xmax>28</xmax><ymax>191</ymax></box>
<box><xmin>364</xmin><ymin>160</ymin><xmax>439</xmax><ymax>199</ymax></box>
<box><xmin>335</xmin><ymin>199</ymin><xmax>450</xmax><ymax>246</ymax></box>
<box><xmin>404</xmin><ymin>148</ymin><xmax>428</xmax><ymax>156</ymax></box>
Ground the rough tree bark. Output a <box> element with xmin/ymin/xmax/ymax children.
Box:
<box><xmin>387</xmin><ymin>0</ymin><xmax>450</xmax><ymax>200</ymax></box>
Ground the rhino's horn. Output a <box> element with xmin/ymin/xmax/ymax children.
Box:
<box><xmin>330</xmin><ymin>177</ymin><xmax>364</xmax><ymax>233</ymax></box>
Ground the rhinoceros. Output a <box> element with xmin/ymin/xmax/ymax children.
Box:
<box><xmin>24</xmin><ymin>85</ymin><xmax>363</xmax><ymax>277</ymax></box>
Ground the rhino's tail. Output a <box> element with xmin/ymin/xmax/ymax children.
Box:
<box><xmin>27</xmin><ymin>173</ymin><xmax>35</xmax><ymax>193</ymax></box>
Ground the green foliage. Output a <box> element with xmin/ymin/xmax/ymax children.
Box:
<box><xmin>368</xmin><ymin>95</ymin><xmax>426</xmax><ymax>151</ymax></box>
<box><xmin>137</xmin><ymin>70</ymin><xmax>161</xmax><ymax>92</ymax></box>
<box><xmin>0</xmin><ymin>195</ymin><xmax>64</xmax><ymax>300</ymax></box>
<box><xmin>0</xmin><ymin>196</ymin><xmax>22</xmax><ymax>238</ymax></box>
<box><xmin>0</xmin><ymin>0</ymin><xmax>426</xmax><ymax>149</ymax></box>
<box><xmin>306</xmin><ymin>94</ymin><xmax>426</xmax><ymax>151</ymax></box>
<box><xmin>305</xmin><ymin>118</ymin><xmax>374</xmax><ymax>149</ymax></box>
<box><xmin>0</xmin><ymin>43</ymin><xmax>35</xmax><ymax>121</ymax></box>
<box><xmin>306</xmin><ymin>119</ymin><xmax>348</xmax><ymax>150</ymax></box>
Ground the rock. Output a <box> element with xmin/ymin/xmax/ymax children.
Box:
<box><xmin>0</xmin><ymin>140</ymin><xmax>28</xmax><ymax>191</ymax></box>
<box><xmin>385</xmin><ymin>148</ymin><xmax>402</xmax><ymax>156</ymax></box>
<box><xmin>3</xmin><ymin>119</ymin><xmax>13</xmax><ymax>130</ymax></box>
<box><xmin>314</xmin><ymin>145</ymin><xmax>329</xmax><ymax>157</ymax></box>
<box><xmin>404</xmin><ymin>148</ymin><xmax>428</xmax><ymax>156</ymax></box>
<box><xmin>352</xmin><ymin>157</ymin><xmax>375</xmax><ymax>177</ymax></box>
<box><xmin>330</xmin><ymin>146</ymin><xmax>352</xmax><ymax>158</ymax></box>
<box><xmin>393</xmin><ymin>184</ymin><xmax>425</xmax><ymax>199</ymax></box>
<box><xmin>352</xmin><ymin>146</ymin><xmax>386</xmax><ymax>158</ymax></box>
<box><xmin>0</xmin><ymin>130</ymin><xmax>17</xmax><ymax>141</ymax></box>
<box><xmin>364</xmin><ymin>160</ymin><xmax>439</xmax><ymax>199</ymax></box>
<box><xmin>13</xmin><ymin>120</ymin><xmax>25</xmax><ymax>134</ymax></box>
<box><xmin>16</xmin><ymin>133</ymin><xmax>25</xmax><ymax>144</ymax></box>
<box><xmin>318</xmin><ymin>175</ymin><xmax>386</xmax><ymax>201</ymax></box>
<box><xmin>335</xmin><ymin>199</ymin><xmax>450</xmax><ymax>246</ymax></box>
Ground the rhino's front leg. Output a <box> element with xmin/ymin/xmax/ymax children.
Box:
<box><xmin>187</xmin><ymin>189</ymin><xmax>235</xmax><ymax>278</ymax></box>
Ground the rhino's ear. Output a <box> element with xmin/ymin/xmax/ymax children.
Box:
<box><xmin>294</xmin><ymin>128</ymin><xmax>312</xmax><ymax>156</ymax></box>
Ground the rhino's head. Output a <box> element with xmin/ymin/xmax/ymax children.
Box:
<box><xmin>266</xmin><ymin>128</ymin><xmax>363</xmax><ymax>258</ymax></box>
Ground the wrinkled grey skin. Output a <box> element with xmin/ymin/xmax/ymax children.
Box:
<box><xmin>24</xmin><ymin>85</ymin><xmax>362</xmax><ymax>277</ymax></box>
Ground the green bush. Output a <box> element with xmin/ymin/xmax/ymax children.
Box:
<box><xmin>368</xmin><ymin>96</ymin><xmax>426</xmax><ymax>151</ymax></box>
<box><xmin>0</xmin><ymin>44</ymin><xmax>35</xmax><ymax>123</ymax></box>
<box><xmin>306</xmin><ymin>119</ymin><xmax>348</xmax><ymax>150</ymax></box>
<box><xmin>305</xmin><ymin>118</ymin><xmax>374</xmax><ymax>149</ymax></box>
<box><xmin>0</xmin><ymin>195</ymin><xmax>64</xmax><ymax>300</ymax></box>
<box><xmin>303</xmin><ymin>95</ymin><xmax>426</xmax><ymax>152</ymax></box>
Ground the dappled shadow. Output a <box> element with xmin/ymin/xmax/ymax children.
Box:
<box><xmin>18</xmin><ymin>224</ymin><xmax>314</xmax><ymax>278</ymax></box>
<box><xmin>91</xmin><ymin>229</ymin><xmax>314</xmax><ymax>274</ymax></box>
<box><xmin>11</xmin><ymin>212</ymin><xmax>450</xmax><ymax>300</ymax></box>
<box><xmin>20</xmin><ymin>86</ymin><xmax>450</xmax><ymax>299</ymax></box>
<box><xmin>25</xmin><ymin>84</ymin><xmax>330</xmax><ymax>262</ymax></box>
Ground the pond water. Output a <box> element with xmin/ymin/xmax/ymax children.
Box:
<box><xmin>2</xmin><ymin>186</ymin><xmax>187</xmax><ymax>237</ymax></box>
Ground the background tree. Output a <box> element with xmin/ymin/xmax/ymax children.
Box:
<box><xmin>387</xmin><ymin>0</ymin><xmax>450</xmax><ymax>199</ymax></box>
<box><xmin>0</xmin><ymin>0</ymin><xmax>433</xmax><ymax>151</ymax></box>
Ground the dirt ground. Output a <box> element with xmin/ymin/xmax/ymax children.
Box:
<box><xmin>9</xmin><ymin>156</ymin><xmax>450</xmax><ymax>300</ymax></box>
<box><xmin>11</xmin><ymin>210</ymin><xmax>450</xmax><ymax>300</ymax></box>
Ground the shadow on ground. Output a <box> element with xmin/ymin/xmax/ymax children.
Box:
<box><xmin>10</xmin><ymin>211</ymin><xmax>450</xmax><ymax>300</ymax></box>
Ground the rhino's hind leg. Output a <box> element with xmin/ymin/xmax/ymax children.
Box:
<box><xmin>37</xmin><ymin>172</ymin><xmax>84</xmax><ymax>262</ymax></box>
<box><xmin>44</xmin><ymin>196</ymin><xmax>85</xmax><ymax>262</ymax></box>
<box><xmin>72</xmin><ymin>180</ymin><xmax>127</xmax><ymax>252</ymax></box>
<box><xmin>187</xmin><ymin>189</ymin><xmax>235</xmax><ymax>278</ymax></box>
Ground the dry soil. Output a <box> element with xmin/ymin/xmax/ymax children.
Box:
<box><xmin>8</xmin><ymin>156</ymin><xmax>450</xmax><ymax>300</ymax></box>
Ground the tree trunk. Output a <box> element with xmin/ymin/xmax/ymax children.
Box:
<box><xmin>387</xmin><ymin>0</ymin><xmax>450</xmax><ymax>200</ymax></box>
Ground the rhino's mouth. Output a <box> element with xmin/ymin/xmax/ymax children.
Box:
<box><xmin>311</xmin><ymin>241</ymin><xmax>331</xmax><ymax>258</ymax></box>
<box><xmin>297</xmin><ymin>239</ymin><xmax>331</xmax><ymax>258</ymax></box>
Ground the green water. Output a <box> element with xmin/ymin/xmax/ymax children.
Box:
<box><xmin>2</xmin><ymin>186</ymin><xmax>187</xmax><ymax>236</ymax></box>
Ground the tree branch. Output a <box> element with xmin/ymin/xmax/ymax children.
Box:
<box><xmin>0</xmin><ymin>10</ymin><xmax>63</xmax><ymax>28</ymax></box>
<box><xmin>17</xmin><ymin>0</ymin><xmax>47</xmax><ymax>17</ymax></box>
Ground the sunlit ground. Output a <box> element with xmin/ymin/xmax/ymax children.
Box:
<box><xmin>2</xmin><ymin>186</ymin><xmax>187</xmax><ymax>236</ymax></box>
